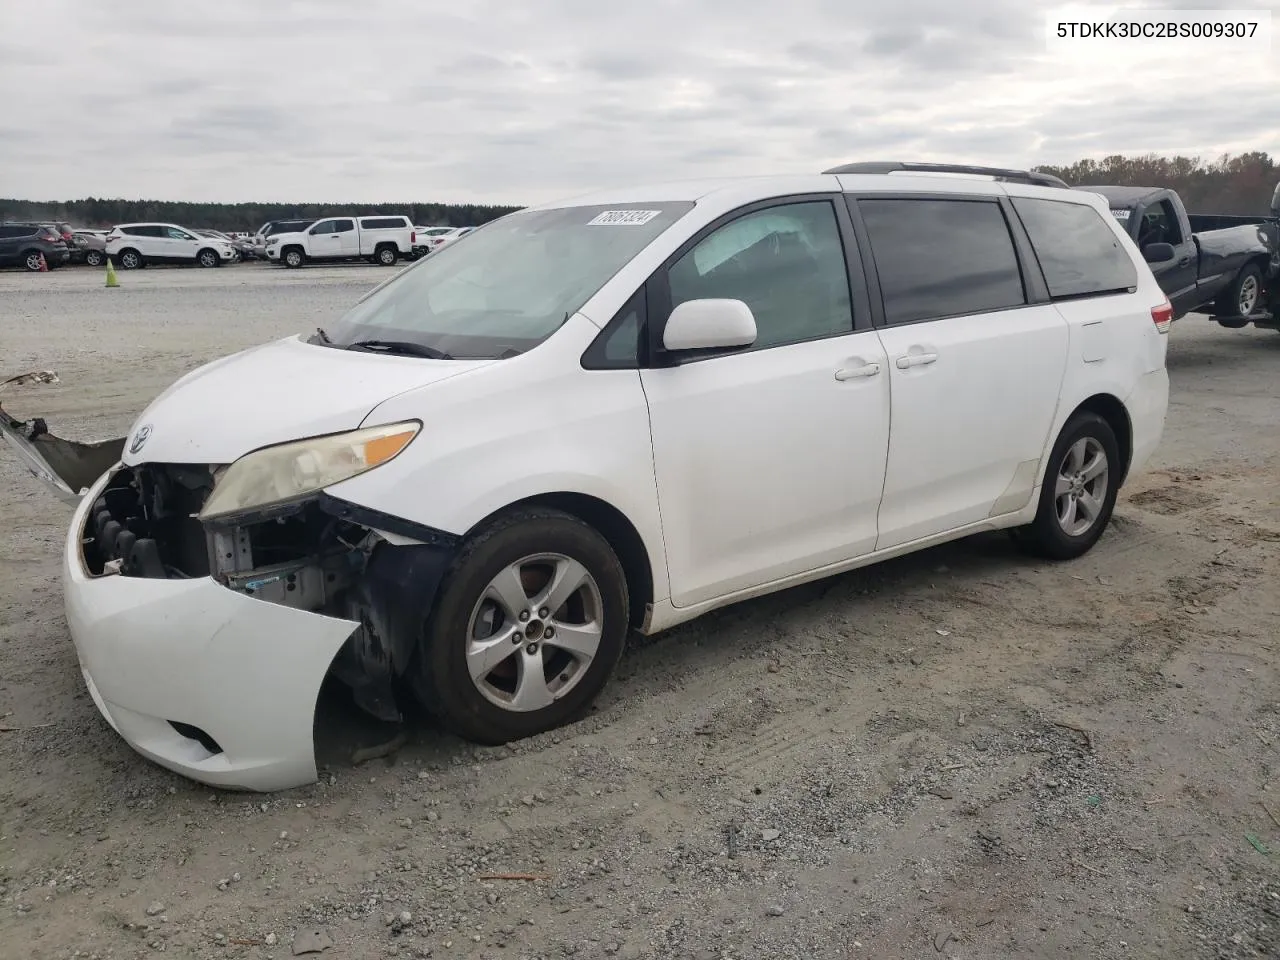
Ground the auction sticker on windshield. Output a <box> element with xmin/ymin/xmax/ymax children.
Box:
<box><xmin>588</xmin><ymin>210</ymin><xmax>662</xmax><ymax>225</ymax></box>
<box><xmin>1111</xmin><ymin>209</ymin><xmax>1131</xmax><ymax>220</ymax></box>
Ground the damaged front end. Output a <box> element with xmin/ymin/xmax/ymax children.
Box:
<box><xmin>1</xmin><ymin>371</ymin><xmax>457</xmax><ymax>729</ymax></box>
<box><xmin>83</xmin><ymin>463</ymin><xmax>457</xmax><ymax>722</ymax></box>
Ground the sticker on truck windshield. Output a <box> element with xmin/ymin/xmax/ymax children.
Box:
<box><xmin>1110</xmin><ymin>209</ymin><xmax>1131</xmax><ymax>220</ymax></box>
<box><xmin>588</xmin><ymin>210</ymin><xmax>662</xmax><ymax>226</ymax></box>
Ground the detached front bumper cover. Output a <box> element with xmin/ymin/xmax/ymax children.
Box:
<box><xmin>0</xmin><ymin>371</ymin><xmax>124</xmax><ymax>502</ymax></box>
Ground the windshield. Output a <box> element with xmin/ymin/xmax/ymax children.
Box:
<box><xmin>323</xmin><ymin>202</ymin><xmax>693</xmax><ymax>359</ymax></box>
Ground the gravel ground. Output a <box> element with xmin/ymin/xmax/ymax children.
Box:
<box><xmin>1</xmin><ymin>263</ymin><xmax>1278</xmax><ymax>960</ymax></box>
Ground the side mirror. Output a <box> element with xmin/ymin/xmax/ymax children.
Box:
<box><xmin>662</xmin><ymin>299</ymin><xmax>757</xmax><ymax>352</ymax></box>
<box><xmin>1142</xmin><ymin>242</ymin><xmax>1175</xmax><ymax>263</ymax></box>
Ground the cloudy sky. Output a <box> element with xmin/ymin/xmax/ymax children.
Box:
<box><xmin>1</xmin><ymin>0</ymin><xmax>1276</xmax><ymax>205</ymax></box>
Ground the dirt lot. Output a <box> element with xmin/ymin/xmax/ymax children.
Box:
<box><xmin>1</xmin><ymin>263</ymin><xmax>1278</xmax><ymax>960</ymax></box>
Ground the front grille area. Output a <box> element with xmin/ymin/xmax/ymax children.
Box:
<box><xmin>83</xmin><ymin>464</ymin><xmax>215</xmax><ymax>578</ymax></box>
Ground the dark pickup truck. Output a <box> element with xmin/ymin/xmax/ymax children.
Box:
<box><xmin>1077</xmin><ymin>182</ymin><xmax>1279</xmax><ymax>330</ymax></box>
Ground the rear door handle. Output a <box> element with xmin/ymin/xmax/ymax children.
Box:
<box><xmin>1177</xmin><ymin>257</ymin><xmax>1191</xmax><ymax>266</ymax></box>
<box><xmin>834</xmin><ymin>362</ymin><xmax>881</xmax><ymax>381</ymax></box>
<box><xmin>895</xmin><ymin>352</ymin><xmax>938</xmax><ymax>369</ymax></box>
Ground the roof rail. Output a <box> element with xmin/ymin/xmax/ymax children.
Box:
<box><xmin>822</xmin><ymin>161</ymin><xmax>1070</xmax><ymax>190</ymax></box>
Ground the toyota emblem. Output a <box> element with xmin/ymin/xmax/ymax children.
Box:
<box><xmin>129</xmin><ymin>423</ymin><xmax>153</xmax><ymax>455</ymax></box>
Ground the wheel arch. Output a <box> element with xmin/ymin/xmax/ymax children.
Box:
<box><xmin>1068</xmin><ymin>393</ymin><xmax>1133</xmax><ymax>485</ymax></box>
<box><xmin>467</xmin><ymin>492</ymin><xmax>656</xmax><ymax>630</ymax></box>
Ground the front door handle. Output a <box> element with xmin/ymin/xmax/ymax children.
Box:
<box><xmin>895</xmin><ymin>352</ymin><xmax>938</xmax><ymax>369</ymax></box>
<box><xmin>834</xmin><ymin>362</ymin><xmax>881</xmax><ymax>381</ymax></box>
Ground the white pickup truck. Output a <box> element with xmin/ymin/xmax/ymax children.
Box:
<box><xmin>265</xmin><ymin>215</ymin><xmax>416</xmax><ymax>268</ymax></box>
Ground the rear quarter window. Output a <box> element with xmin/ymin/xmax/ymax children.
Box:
<box><xmin>1011</xmin><ymin>197</ymin><xmax>1138</xmax><ymax>299</ymax></box>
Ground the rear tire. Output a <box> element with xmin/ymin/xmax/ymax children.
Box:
<box><xmin>410</xmin><ymin>508</ymin><xmax>630</xmax><ymax>745</ymax></box>
<box><xmin>84</xmin><ymin>250</ymin><xmax>105</xmax><ymax>267</ymax></box>
<box><xmin>376</xmin><ymin>245</ymin><xmax>398</xmax><ymax>266</ymax></box>
<box><xmin>1217</xmin><ymin>263</ymin><xmax>1263</xmax><ymax>318</ymax></box>
<box><xmin>22</xmin><ymin>250</ymin><xmax>44</xmax><ymax>272</ymax></box>
<box><xmin>1014</xmin><ymin>411</ymin><xmax>1121</xmax><ymax>561</ymax></box>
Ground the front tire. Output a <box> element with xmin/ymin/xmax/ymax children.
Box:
<box><xmin>282</xmin><ymin>247</ymin><xmax>305</xmax><ymax>268</ymax></box>
<box><xmin>117</xmin><ymin>249</ymin><xmax>142</xmax><ymax>269</ymax></box>
<box><xmin>197</xmin><ymin>248</ymin><xmax>220</xmax><ymax>268</ymax></box>
<box><xmin>410</xmin><ymin>508</ymin><xmax>630</xmax><ymax>745</ymax></box>
<box><xmin>1014</xmin><ymin>411</ymin><xmax>1121</xmax><ymax>561</ymax></box>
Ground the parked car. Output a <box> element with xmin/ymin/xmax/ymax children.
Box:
<box><xmin>1081</xmin><ymin>182</ymin><xmax>1280</xmax><ymax>327</ymax></box>
<box><xmin>411</xmin><ymin>225</ymin><xmax>456</xmax><ymax>257</ymax></box>
<box><xmin>0</xmin><ymin>222</ymin><xmax>71</xmax><ymax>270</ymax></box>
<box><xmin>194</xmin><ymin>230</ymin><xmax>243</xmax><ymax>262</ymax></box>
<box><xmin>70</xmin><ymin>230</ymin><xmax>109</xmax><ymax>267</ymax></box>
<box><xmin>419</xmin><ymin>226</ymin><xmax>474</xmax><ymax>254</ymax></box>
<box><xmin>0</xmin><ymin>161</ymin><xmax>1170</xmax><ymax>791</ymax></box>
<box><xmin>266</xmin><ymin>215</ymin><xmax>415</xmax><ymax>267</ymax></box>
<box><xmin>250</xmin><ymin>219</ymin><xmax>318</xmax><ymax>260</ymax></box>
<box><xmin>105</xmin><ymin>223</ymin><xmax>238</xmax><ymax>269</ymax></box>
<box><xmin>38</xmin><ymin>221</ymin><xmax>76</xmax><ymax>249</ymax></box>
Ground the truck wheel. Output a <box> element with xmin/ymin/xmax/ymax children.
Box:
<box><xmin>283</xmin><ymin>247</ymin><xmax>305</xmax><ymax>268</ymax></box>
<box><xmin>1217</xmin><ymin>263</ymin><xmax>1262</xmax><ymax>319</ymax></box>
<box><xmin>410</xmin><ymin>507</ymin><xmax>629</xmax><ymax>745</ymax></box>
<box><xmin>376</xmin><ymin>245</ymin><xmax>398</xmax><ymax>266</ymax></box>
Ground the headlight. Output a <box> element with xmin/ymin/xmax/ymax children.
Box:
<box><xmin>199</xmin><ymin>421</ymin><xmax>420</xmax><ymax>520</ymax></box>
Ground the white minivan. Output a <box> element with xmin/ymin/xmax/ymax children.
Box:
<box><xmin>1</xmin><ymin>162</ymin><xmax>1170</xmax><ymax>791</ymax></box>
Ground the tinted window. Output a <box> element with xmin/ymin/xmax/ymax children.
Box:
<box><xmin>1011</xmin><ymin>197</ymin><xmax>1139</xmax><ymax>300</ymax></box>
<box><xmin>310</xmin><ymin>220</ymin><xmax>335</xmax><ymax>234</ymax></box>
<box><xmin>361</xmin><ymin>217</ymin><xmax>406</xmax><ymax>229</ymax></box>
<box><xmin>333</xmin><ymin>219</ymin><xmax>355</xmax><ymax>233</ymax></box>
<box><xmin>125</xmin><ymin>225</ymin><xmax>163</xmax><ymax>237</ymax></box>
<box><xmin>858</xmin><ymin>198</ymin><xmax>1026</xmax><ymax>325</ymax></box>
<box><xmin>165</xmin><ymin>227</ymin><xmax>193</xmax><ymax>240</ymax></box>
<box><xmin>666</xmin><ymin>201</ymin><xmax>854</xmax><ymax>350</ymax></box>
<box><xmin>582</xmin><ymin>287</ymin><xmax>646</xmax><ymax>370</ymax></box>
<box><xmin>0</xmin><ymin>225</ymin><xmax>35</xmax><ymax>238</ymax></box>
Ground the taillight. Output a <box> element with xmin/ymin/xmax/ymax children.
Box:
<box><xmin>411</xmin><ymin>230</ymin><xmax>416</xmax><ymax>243</ymax></box>
<box><xmin>1151</xmin><ymin>299</ymin><xmax>1173</xmax><ymax>333</ymax></box>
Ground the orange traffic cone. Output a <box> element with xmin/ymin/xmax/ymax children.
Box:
<box><xmin>38</xmin><ymin>253</ymin><xmax>48</xmax><ymax>272</ymax></box>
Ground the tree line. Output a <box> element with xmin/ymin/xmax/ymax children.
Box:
<box><xmin>3</xmin><ymin>152</ymin><xmax>1277</xmax><ymax>229</ymax></box>
<box><xmin>0</xmin><ymin>198</ymin><xmax>523</xmax><ymax>232</ymax></box>
<box><xmin>1035</xmin><ymin>152</ymin><xmax>1277</xmax><ymax>215</ymax></box>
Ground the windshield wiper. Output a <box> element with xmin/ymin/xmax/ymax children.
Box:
<box><xmin>312</xmin><ymin>326</ymin><xmax>332</xmax><ymax>344</ymax></box>
<box><xmin>345</xmin><ymin>339</ymin><xmax>454</xmax><ymax>360</ymax></box>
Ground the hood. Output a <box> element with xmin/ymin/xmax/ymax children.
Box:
<box><xmin>122</xmin><ymin>335</ymin><xmax>494</xmax><ymax>465</ymax></box>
